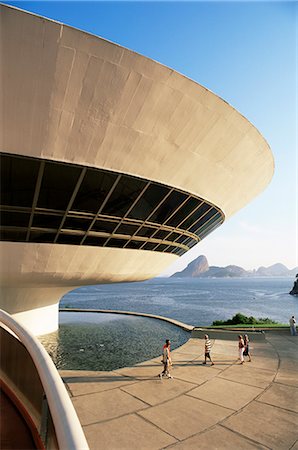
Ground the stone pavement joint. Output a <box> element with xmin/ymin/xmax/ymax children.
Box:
<box><xmin>60</xmin><ymin>331</ymin><xmax>298</xmax><ymax>450</ymax></box>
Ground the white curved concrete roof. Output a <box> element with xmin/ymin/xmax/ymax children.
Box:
<box><xmin>0</xmin><ymin>4</ymin><xmax>274</xmax><ymax>218</ymax></box>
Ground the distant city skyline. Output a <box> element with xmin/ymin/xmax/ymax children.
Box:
<box><xmin>4</xmin><ymin>0</ymin><xmax>297</xmax><ymax>273</ymax></box>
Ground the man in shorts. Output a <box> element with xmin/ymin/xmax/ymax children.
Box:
<box><xmin>203</xmin><ymin>334</ymin><xmax>214</xmax><ymax>365</ymax></box>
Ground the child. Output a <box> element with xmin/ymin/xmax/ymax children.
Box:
<box><xmin>203</xmin><ymin>334</ymin><xmax>214</xmax><ymax>365</ymax></box>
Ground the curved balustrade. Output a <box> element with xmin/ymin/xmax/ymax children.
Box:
<box><xmin>0</xmin><ymin>309</ymin><xmax>89</xmax><ymax>450</ymax></box>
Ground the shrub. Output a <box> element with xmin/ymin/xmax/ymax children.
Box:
<box><xmin>212</xmin><ymin>313</ymin><xmax>277</xmax><ymax>326</ymax></box>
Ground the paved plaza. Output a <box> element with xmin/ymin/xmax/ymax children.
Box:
<box><xmin>60</xmin><ymin>331</ymin><xmax>298</xmax><ymax>450</ymax></box>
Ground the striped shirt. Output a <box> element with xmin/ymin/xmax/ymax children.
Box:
<box><xmin>205</xmin><ymin>339</ymin><xmax>211</xmax><ymax>353</ymax></box>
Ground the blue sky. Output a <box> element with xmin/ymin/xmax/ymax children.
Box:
<box><xmin>4</xmin><ymin>1</ymin><xmax>297</xmax><ymax>272</ymax></box>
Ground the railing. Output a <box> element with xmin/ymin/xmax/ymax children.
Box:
<box><xmin>0</xmin><ymin>309</ymin><xmax>89</xmax><ymax>450</ymax></box>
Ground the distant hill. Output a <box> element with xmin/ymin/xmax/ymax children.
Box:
<box><xmin>254</xmin><ymin>263</ymin><xmax>296</xmax><ymax>277</ymax></box>
<box><xmin>171</xmin><ymin>255</ymin><xmax>298</xmax><ymax>278</ymax></box>
<box><xmin>171</xmin><ymin>255</ymin><xmax>209</xmax><ymax>277</ymax></box>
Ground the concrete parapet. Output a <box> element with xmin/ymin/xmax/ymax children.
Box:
<box><xmin>192</xmin><ymin>328</ymin><xmax>266</xmax><ymax>341</ymax></box>
<box><xmin>60</xmin><ymin>308</ymin><xmax>194</xmax><ymax>332</ymax></box>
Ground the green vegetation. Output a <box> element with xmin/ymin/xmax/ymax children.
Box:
<box><xmin>210</xmin><ymin>323</ymin><xmax>287</xmax><ymax>329</ymax></box>
<box><xmin>212</xmin><ymin>313</ymin><xmax>282</xmax><ymax>327</ymax></box>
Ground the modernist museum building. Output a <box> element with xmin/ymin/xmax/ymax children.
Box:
<box><xmin>0</xmin><ymin>5</ymin><xmax>274</xmax><ymax>335</ymax></box>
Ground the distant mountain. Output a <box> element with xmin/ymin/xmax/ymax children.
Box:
<box><xmin>254</xmin><ymin>263</ymin><xmax>297</xmax><ymax>277</ymax></box>
<box><xmin>171</xmin><ymin>255</ymin><xmax>209</xmax><ymax>277</ymax></box>
<box><xmin>200</xmin><ymin>265</ymin><xmax>248</xmax><ymax>278</ymax></box>
<box><xmin>171</xmin><ymin>255</ymin><xmax>298</xmax><ymax>278</ymax></box>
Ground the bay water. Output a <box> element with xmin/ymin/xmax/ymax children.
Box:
<box><xmin>61</xmin><ymin>277</ymin><xmax>296</xmax><ymax>326</ymax></box>
<box><xmin>39</xmin><ymin>277</ymin><xmax>297</xmax><ymax>371</ymax></box>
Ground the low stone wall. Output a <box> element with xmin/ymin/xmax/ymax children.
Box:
<box><xmin>192</xmin><ymin>328</ymin><xmax>266</xmax><ymax>341</ymax></box>
<box><xmin>59</xmin><ymin>308</ymin><xmax>194</xmax><ymax>332</ymax></box>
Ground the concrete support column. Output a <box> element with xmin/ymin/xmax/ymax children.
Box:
<box><xmin>0</xmin><ymin>286</ymin><xmax>72</xmax><ymax>336</ymax></box>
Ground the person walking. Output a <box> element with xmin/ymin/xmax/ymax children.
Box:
<box><xmin>203</xmin><ymin>334</ymin><xmax>214</xmax><ymax>365</ymax></box>
<box><xmin>159</xmin><ymin>339</ymin><xmax>173</xmax><ymax>379</ymax></box>
<box><xmin>243</xmin><ymin>334</ymin><xmax>252</xmax><ymax>362</ymax></box>
<box><xmin>289</xmin><ymin>315</ymin><xmax>297</xmax><ymax>336</ymax></box>
<box><xmin>238</xmin><ymin>335</ymin><xmax>245</xmax><ymax>364</ymax></box>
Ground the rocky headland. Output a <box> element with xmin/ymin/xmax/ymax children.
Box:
<box><xmin>289</xmin><ymin>274</ymin><xmax>298</xmax><ymax>295</ymax></box>
<box><xmin>171</xmin><ymin>255</ymin><xmax>298</xmax><ymax>279</ymax></box>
